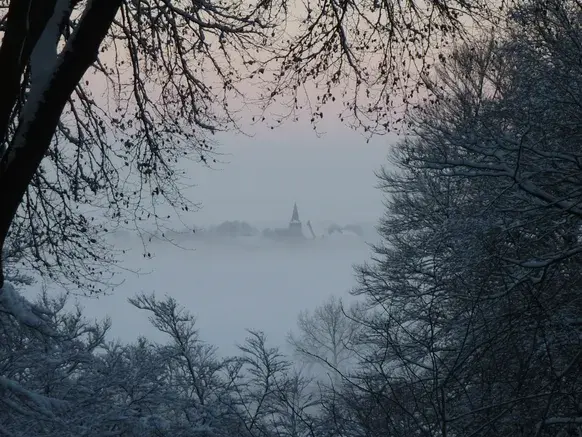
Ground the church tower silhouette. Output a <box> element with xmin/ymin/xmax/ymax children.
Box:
<box><xmin>288</xmin><ymin>203</ymin><xmax>304</xmax><ymax>237</ymax></box>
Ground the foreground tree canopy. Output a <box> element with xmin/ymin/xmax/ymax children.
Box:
<box><xmin>0</xmin><ymin>0</ymin><xmax>507</xmax><ymax>290</ymax></box>
<box><xmin>347</xmin><ymin>1</ymin><xmax>582</xmax><ymax>435</ymax></box>
<box><xmin>0</xmin><ymin>286</ymin><xmax>318</xmax><ymax>437</ymax></box>
<box><xmin>3</xmin><ymin>1</ymin><xmax>582</xmax><ymax>436</ymax></box>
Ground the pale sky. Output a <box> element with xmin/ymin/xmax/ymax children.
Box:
<box><xmin>183</xmin><ymin>116</ymin><xmax>398</xmax><ymax>227</ymax></box>
<box><xmin>88</xmin><ymin>20</ymin><xmax>404</xmax><ymax>230</ymax></box>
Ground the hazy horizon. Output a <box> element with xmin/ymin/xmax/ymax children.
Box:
<box><xmin>178</xmin><ymin>116</ymin><xmax>397</xmax><ymax>227</ymax></box>
<box><xmin>29</xmin><ymin>116</ymin><xmax>397</xmax><ymax>357</ymax></box>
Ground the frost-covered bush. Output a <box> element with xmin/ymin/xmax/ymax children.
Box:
<box><xmin>0</xmin><ymin>284</ymin><xmax>321</xmax><ymax>437</ymax></box>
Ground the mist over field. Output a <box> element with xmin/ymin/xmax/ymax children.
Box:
<box><xmin>47</xmin><ymin>122</ymin><xmax>391</xmax><ymax>355</ymax></box>
<box><xmin>74</xmin><ymin>227</ymin><xmax>375</xmax><ymax>356</ymax></box>
<box><xmin>25</xmin><ymin>123</ymin><xmax>390</xmax><ymax>358</ymax></box>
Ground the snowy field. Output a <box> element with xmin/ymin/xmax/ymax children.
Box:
<box><xmin>57</xmin><ymin>231</ymin><xmax>374</xmax><ymax>356</ymax></box>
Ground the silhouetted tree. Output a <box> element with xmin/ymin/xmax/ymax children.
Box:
<box><xmin>288</xmin><ymin>296</ymin><xmax>361</xmax><ymax>374</ymax></box>
<box><xmin>347</xmin><ymin>2</ymin><xmax>582</xmax><ymax>435</ymax></box>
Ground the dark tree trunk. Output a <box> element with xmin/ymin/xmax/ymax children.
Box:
<box><xmin>0</xmin><ymin>0</ymin><xmax>123</xmax><ymax>288</ymax></box>
<box><xmin>0</xmin><ymin>0</ymin><xmax>58</xmax><ymax>147</ymax></box>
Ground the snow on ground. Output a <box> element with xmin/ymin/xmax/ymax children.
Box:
<box><xmin>65</xmin><ymin>232</ymin><xmax>373</xmax><ymax>356</ymax></box>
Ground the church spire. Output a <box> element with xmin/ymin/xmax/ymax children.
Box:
<box><xmin>291</xmin><ymin>202</ymin><xmax>300</xmax><ymax>223</ymax></box>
